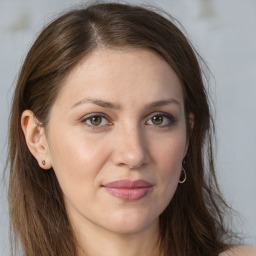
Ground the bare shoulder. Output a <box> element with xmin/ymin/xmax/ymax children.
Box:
<box><xmin>220</xmin><ymin>246</ymin><xmax>256</xmax><ymax>256</ymax></box>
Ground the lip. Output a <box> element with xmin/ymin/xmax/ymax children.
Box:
<box><xmin>102</xmin><ymin>179</ymin><xmax>153</xmax><ymax>201</ymax></box>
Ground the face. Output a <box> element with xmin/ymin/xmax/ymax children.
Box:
<box><xmin>45</xmin><ymin>48</ymin><xmax>188</xmax><ymax>235</ymax></box>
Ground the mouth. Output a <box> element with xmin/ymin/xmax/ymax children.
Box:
<box><xmin>101</xmin><ymin>179</ymin><xmax>153</xmax><ymax>201</ymax></box>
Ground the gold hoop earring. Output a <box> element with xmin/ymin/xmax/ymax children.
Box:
<box><xmin>179</xmin><ymin>166</ymin><xmax>186</xmax><ymax>184</ymax></box>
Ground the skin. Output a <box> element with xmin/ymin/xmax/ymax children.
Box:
<box><xmin>22</xmin><ymin>48</ymin><xmax>188</xmax><ymax>255</ymax></box>
<box><xmin>22</xmin><ymin>48</ymin><xmax>256</xmax><ymax>256</ymax></box>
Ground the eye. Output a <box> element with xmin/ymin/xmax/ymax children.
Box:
<box><xmin>81</xmin><ymin>114</ymin><xmax>111</xmax><ymax>128</ymax></box>
<box><xmin>146</xmin><ymin>112</ymin><xmax>175</xmax><ymax>127</ymax></box>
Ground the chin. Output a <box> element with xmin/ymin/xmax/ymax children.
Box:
<box><xmin>102</xmin><ymin>209</ymin><xmax>159</xmax><ymax>235</ymax></box>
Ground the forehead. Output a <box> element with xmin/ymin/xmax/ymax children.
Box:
<box><xmin>55</xmin><ymin>48</ymin><xmax>184</xmax><ymax>110</ymax></box>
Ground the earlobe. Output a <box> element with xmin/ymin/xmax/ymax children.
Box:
<box><xmin>21</xmin><ymin>110</ymin><xmax>52</xmax><ymax>170</ymax></box>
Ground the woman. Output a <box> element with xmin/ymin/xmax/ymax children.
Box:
<box><xmin>7</xmin><ymin>2</ymin><xmax>255</xmax><ymax>256</ymax></box>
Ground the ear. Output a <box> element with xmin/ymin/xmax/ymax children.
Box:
<box><xmin>188</xmin><ymin>112</ymin><xmax>195</xmax><ymax>135</ymax></box>
<box><xmin>184</xmin><ymin>112</ymin><xmax>195</xmax><ymax>157</ymax></box>
<box><xmin>21</xmin><ymin>110</ymin><xmax>52</xmax><ymax>170</ymax></box>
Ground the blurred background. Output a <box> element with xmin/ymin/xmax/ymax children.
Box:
<box><xmin>0</xmin><ymin>0</ymin><xmax>255</xmax><ymax>254</ymax></box>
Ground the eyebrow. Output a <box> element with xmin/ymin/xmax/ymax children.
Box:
<box><xmin>71</xmin><ymin>98</ymin><xmax>121</xmax><ymax>109</ymax></box>
<box><xmin>145</xmin><ymin>99</ymin><xmax>180</xmax><ymax>109</ymax></box>
<box><xmin>71</xmin><ymin>97</ymin><xmax>180</xmax><ymax>110</ymax></box>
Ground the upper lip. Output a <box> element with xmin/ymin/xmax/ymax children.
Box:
<box><xmin>102</xmin><ymin>179</ymin><xmax>153</xmax><ymax>188</ymax></box>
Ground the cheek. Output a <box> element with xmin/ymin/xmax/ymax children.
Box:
<box><xmin>47</xmin><ymin>127</ymin><xmax>110</xmax><ymax>196</ymax></box>
<box><xmin>151</xmin><ymin>132</ymin><xmax>186</xmax><ymax>202</ymax></box>
<box><xmin>153</xmin><ymin>131</ymin><xmax>186</xmax><ymax>172</ymax></box>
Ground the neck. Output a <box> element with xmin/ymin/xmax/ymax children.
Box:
<box><xmin>72</xmin><ymin>217</ymin><xmax>162</xmax><ymax>256</ymax></box>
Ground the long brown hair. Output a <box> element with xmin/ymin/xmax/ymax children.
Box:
<box><xmin>8</xmin><ymin>2</ymin><xmax>237</xmax><ymax>255</ymax></box>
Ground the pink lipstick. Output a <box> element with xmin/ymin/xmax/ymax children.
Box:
<box><xmin>102</xmin><ymin>179</ymin><xmax>153</xmax><ymax>201</ymax></box>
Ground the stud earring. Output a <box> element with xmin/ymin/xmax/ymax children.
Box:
<box><xmin>42</xmin><ymin>160</ymin><xmax>46</xmax><ymax>166</ymax></box>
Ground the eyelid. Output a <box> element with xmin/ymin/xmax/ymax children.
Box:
<box><xmin>79</xmin><ymin>111</ymin><xmax>176</xmax><ymax>130</ymax></box>
<box><xmin>80</xmin><ymin>112</ymin><xmax>113</xmax><ymax>129</ymax></box>
<box><xmin>145</xmin><ymin>111</ymin><xmax>176</xmax><ymax>126</ymax></box>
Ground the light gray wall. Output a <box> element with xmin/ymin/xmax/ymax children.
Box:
<box><xmin>1</xmin><ymin>0</ymin><xmax>255</xmax><ymax>254</ymax></box>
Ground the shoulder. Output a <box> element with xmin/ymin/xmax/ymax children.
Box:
<box><xmin>220</xmin><ymin>246</ymin><xmax>256</xmax><ymax>256</ymax></box>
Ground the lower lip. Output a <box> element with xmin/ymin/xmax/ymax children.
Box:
<box><xmin>103</xmin><ymin>187</ymin><xmax>152</xmax><ymax>201</ymax></box>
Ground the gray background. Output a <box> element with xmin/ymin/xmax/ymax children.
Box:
<box><xmin>1</xmin><ymin>0</ymin><xmax>255</xmax><ymax>254</ymax></box>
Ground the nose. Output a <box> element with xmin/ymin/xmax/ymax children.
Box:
<box><xmin>111</xmin><ymin>125</ymin><xmax>150</xmax><ymax>169</ymax></box>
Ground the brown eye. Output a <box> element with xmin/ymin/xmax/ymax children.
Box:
<box><xmin>83</xmin><ymin>115</ymin><xmax>109</xmax><ymax>127</ymax></box>
<box><xmin>151</xmin><ymin>116</ymin><xmax>163</xmax><ymax>125</ymax></box>
<box><xmin>146</xmin><ymin>113</ymin><xmax>175</xmax><ymax>127</ymax></box>
<box><xmin>90</xmin><ymin>116</ymin><xmax>102</xmax><ymax>126</ymax></box>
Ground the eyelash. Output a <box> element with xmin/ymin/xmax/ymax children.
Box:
<box><xmin>80</xmin><ymin>112</ymin><xmax>176</xmax><ymax>130</ymax></box>
<box><xmin>81</xmin><ymin>113</ymin><xmax>112</xmax><ymax>129</ymax></box>
<box><xmin>146</xmin><ymin>112</ymin><xmax>176</xmax><ymax>127</ymax></box>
